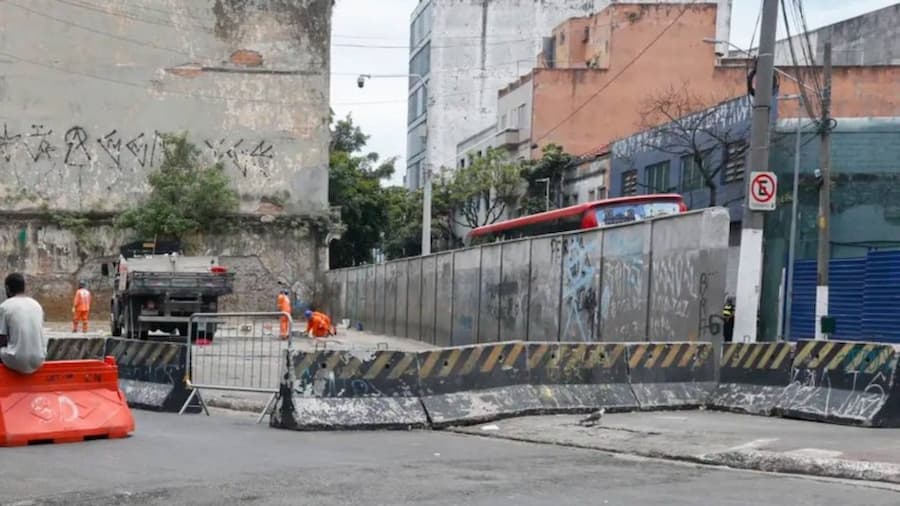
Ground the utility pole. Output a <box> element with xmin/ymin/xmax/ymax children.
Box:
<box><xmin>733</xmin><ymin>0</ymin><xmax>779</xmax><ymax>343</ymax></box>
<box><xmin>815</xmin><ymin>36</ymin><xmax>833</xmax><ymax>340</ymax></box>
<box><xmin>422</xmin><ymin>166</ymin><xmax>432</xmax><ymax>256</ymax></box>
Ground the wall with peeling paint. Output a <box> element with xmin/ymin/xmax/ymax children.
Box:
<box><xmin>324</xmin><ymin>207</ymin><xmax>729</xmax><ymax>347</ymax></box>
<box><xmin>0</xmin><ymin>0</ymin><xmax>330</xmax><ymax>214</ymax></box>
<box><xmin>0</xmin><ymin>1</ymin><xmax>332</xmax><ymax>317</ymax></box>
<box><xmin>0</xmin><ymin>213</ymin><xmax>326</xmax><ymax>321</ymax></box>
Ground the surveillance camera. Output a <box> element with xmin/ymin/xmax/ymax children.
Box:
<box><xmin>357</xmin><ymin>76</ymin><xmax>366</xmax><ymax>88</ymax></box>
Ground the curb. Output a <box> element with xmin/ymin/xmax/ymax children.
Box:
<box><xmin>449</xmin><ymin>427</ymin><xmax>900</xmax><ymax>486</ymax></box>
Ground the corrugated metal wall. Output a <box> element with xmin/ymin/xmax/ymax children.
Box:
<box><xmin>791</xmin><ymin>250</ymin><xmax>900</xmax><ymax>342</ymax></box>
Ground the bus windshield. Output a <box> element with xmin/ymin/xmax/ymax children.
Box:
<box><xmin>595</xmin><ymin>200</ymin><xmax>682</xmax><ymax>226</ymax></box>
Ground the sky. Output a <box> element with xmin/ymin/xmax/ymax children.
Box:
<box><xmin>330</xmin><ymin>0</ymin><xmax>898</xmax><ymax>187</ymax></box>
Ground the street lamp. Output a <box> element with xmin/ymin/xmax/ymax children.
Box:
<box><xmin>355</xmin><ymin>73</ymin><xmax>432</xmax><ymax>255</ymax></box>
<box><xmin>356</xmin><ymin>73</ymin><xmax>424</xmax><ymax>88</ymax></box>
<box><xmin>535</xmin><ymin>178</ymin><xmax>551</xmax><ymax>211</ymax></box>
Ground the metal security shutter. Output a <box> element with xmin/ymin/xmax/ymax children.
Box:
<box><xmin>828</xmin><ymin>257</ymin><xmax>866</xmax><ymax>340</ymax></box>
<box><xmin>862</xmin><ymin>250</ymin><xmax>900</xmax><ymax>343</ymax></box>
<box><xmin>789</xmin><ymin>260</ymin><xmax>817</xmax><ymax>340</ymax></box>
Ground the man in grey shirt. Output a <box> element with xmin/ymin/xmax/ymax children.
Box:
<box><xmin>0</xmin><ymin>273</ymin><xmax>47</xmax><ymax>374</ymax></box>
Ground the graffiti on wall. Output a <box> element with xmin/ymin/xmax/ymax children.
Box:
<box><xmin>0</xmin><ymin>123</ymin><xmax>274</xmax><ymax>178</ymax></box>
<box><xmin>601</xmin><ymin>255</ymin><xmax>645</xmax><ymax>338</ymax></box>
<box><xmin>560</xmin><ymin>235</ymin><xmax>599</xmax><ymax>342</ymax></box>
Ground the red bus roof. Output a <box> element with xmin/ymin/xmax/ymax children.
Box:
<box><xmin>468</xmin><ymin>194</ymin><xmax>684</xmax><ymax>238</ymax></box>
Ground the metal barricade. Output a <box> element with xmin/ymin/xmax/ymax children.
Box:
<box><xmin>179</xmin><ymin>312</ymin><xmax>292</xmax><ymax>423</ymax></box>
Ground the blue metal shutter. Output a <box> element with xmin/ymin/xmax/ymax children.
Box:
<box><xmin>862</xmin><ymin>250</ymin><xmax>900</xmax><ymax>343</ymax></box>
<box><xmin>789</xmin><ymin>260</ymin><xmax>817</xmax><ymax>340</ymax></box>
<box><xmin>827</xmin><ymin>257</ymin><xmax>865</xmax><ymax>340</ymax></box>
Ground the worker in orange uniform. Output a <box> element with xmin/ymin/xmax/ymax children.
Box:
<box><xmin>72</xmin><ymin>280</ymin><xmax>91</xmax><ymax>333</ymax></box>
<box><xmin>277</xmin><ymin>289</ymin><xmax>292</xmax><ymax>339</ymax></box>
<box><xmin>304</xmin><ymin>309</ymin><xmax>336</xmax><ymax>338</ymax></box>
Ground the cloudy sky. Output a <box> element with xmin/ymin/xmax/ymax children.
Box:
<box><xmin>330</xmin><ymin>0</ymin><xmax>897</xmax><ymax>187</ymax></box>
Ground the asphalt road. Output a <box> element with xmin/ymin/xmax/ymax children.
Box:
<box><xmin>1</xmin><ymin>411</ymin><xmax>898</xmax><ymax>505</ymax></box>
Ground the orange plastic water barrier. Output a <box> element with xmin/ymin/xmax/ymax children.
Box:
<box><xmin>0</xmin><ymin>357</ymin><xmax>135</xmax><ymax>446</ymax></box>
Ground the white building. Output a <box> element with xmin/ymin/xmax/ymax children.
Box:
<box><xmin>406</xmin><ymin>0</ymin><xmax>734</xmax><ymax>190</ymax></box>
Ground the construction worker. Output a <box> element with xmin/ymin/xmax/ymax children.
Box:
<box><xmin>72</xmin><ymin>280</ymin><xmax>91</xmax><ymax>333</ymax></box>
<box><xmin>304</xmin><ymin>309</ymin><xmax>335</xmax><ymax>338</ymax></box>
<box><xmin>277</xmin><ymin>289</ymin><xmax>291</xmax><ymax>339</ymax></box>
<box><xmin>722</xmin><ymin>296</ymin><xmax>735</xmax><ymax>343</ymax></box>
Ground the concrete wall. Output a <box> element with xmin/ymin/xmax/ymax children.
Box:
<box><xmin>0</xmin><ymin>213</ymin><xmax>326</xmax><ymax>321</ymax></box>
<box><xmin>0</xmin><ymin>1</ymin><xmax>333</xmax><ymax>314</ymax></box>
<box><xmin>772</xmin><ymin>3</ymin><xmax>900</xmax><ymax>66</ymax></box>
<box><xmin>326</xmin><ymin>207</ymin><xmax>730</xmax><ymax>347</ymax></box>
<box><xmin>1</xmin><ymin>0</ymin><xmax>330</xmax><ymax>214</ymax></box>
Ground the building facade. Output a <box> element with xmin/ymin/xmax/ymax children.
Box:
<box><xmin>406</xmin><ymin>0</ymin><xmax>733</xmax><ymax>190</ymax></box>
<box><xmin>0</xmin><ymin>0</ymin><xmax>333</xmax><ymax>317</ymax></box>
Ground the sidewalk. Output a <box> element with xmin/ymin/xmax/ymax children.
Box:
<box><xmin>451</xmin><ymin>410</ymin><xmax>900</xmax><ymax>484</ymax></box>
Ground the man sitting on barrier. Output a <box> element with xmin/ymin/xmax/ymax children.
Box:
<box><xmin>0</xmin><ymin>273</ymin><xmax>47</xmax><ymax>374</ymax></box>
<box><xmin>304</xmin><ymin>309</ymin><xmax>336</xmax><ymax>338</ymax></box>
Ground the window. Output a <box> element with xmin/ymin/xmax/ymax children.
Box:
<box><xmin>409</xmin><ymin>3</ymin><xmax>432</xmax><ymax>49</ymax></box>
<box><xmin>596</xmin><ymin>186</ymin><xmax>607</xmax><ymax>200</ymax></box>
<box><xmin>517</xmin><ymin>104</ymin><xmax>527</xmax><ymax>130</ymax></box>
<box><xmin>409</xmin><ymin>42</ymin><xmax>430</xmax><ymax>87</ymax></box>
<box><xmin>621</xmin><ymin>170</ymin><xmax>637</xmax><ymax>196</ymax></box>
<box><xmin>644</xmin><ymin>161</ymin><xmax>670</xmax><ymax>193</ymax></box>
<box><xmin>459</xmin><ymin>158</ymin><xmax>466</xmax><ymax>169</ymax></box>
<box><xmin>559</xmin><ymin>31</ymin><xmax>565</xmax><ymax>44</ymax></box>
<box><xmin>723</xmin><ymin>140</ymin><xmax>748</xmax><ymax>183</ymax></box>
<box><xmin>407</xmin><ymin>85</ymin><xmax>427</xmax><ymax>123</ymax></box>
<box><xmin>681</xmin><ymin>151</ymin><xmax>710</xmax><ymax>192</ymax></box>
<box><xmin>583</xmin><ymin>26</ymin><xmax>590</xmax><ymax>43</ymax></box>
<box><xmin>588</xmin><ymin>189</ymin><xmax>596</xmax><ymax>201</ymax></box>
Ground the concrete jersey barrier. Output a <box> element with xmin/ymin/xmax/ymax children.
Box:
<box><xmin>271</xmin><ymin>349</ymin><xmax>428</xmax><ymax>430</ymax></box>
<box><xmin>527</xmin><ymin>343</ymin><xmax>638</xmax><ymax>413</ymax></box>
<box><xmin>104</xmin><ymin>338</ymin><xmax>194</xmax><ymax>412</ymax></box>
<box><xmin>416</xmin><ymin>342</ymin><xmax>538</xmax><ymax>427</ymax></box>
<box><xmin>626</xmin><ymin>342</ymin><xmax>716</xmax><ymax>409</ymax></box>
<box><xmin>774</xmin><ymin>340</ymin><xmax>900</xmax><ymax>427</ymax></box>
<box><xmin>709</xmin><ymin>342</ymin><xmax>795</xmax><ymax>415</ymax></box>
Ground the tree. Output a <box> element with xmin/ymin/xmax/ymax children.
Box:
<box><xmin>445</xmin><ymin>148</ymin><xmax>524</xmax><ymax>230</ymax></box>
<box><xmin>328</xmin><ymin>115</ymin><xmax>397</xmax><ymax>268</ymax></box>
<box><xmin>116</xmin><ymin>133</ymin><xmax>239</xmax><ymax>239</ymax></box>
<box><xmin>382</xmin><ymin>186</ymin><xmax>422</xmax><ymax>259</ymax></box>
<box><xmin>520</xmin><ymin>144</ymin><xmax>577</xmax><ymax>214</ymax></box>
<box><xmin>637</xmin><ymin>84</ymin><xmax>750</xmax><ymax>206</ymax></box>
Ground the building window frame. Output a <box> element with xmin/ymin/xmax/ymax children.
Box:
<box><xmin>722</xmin><ymin>140</ymin><xmax>748</xmax><ymax>184</ymax></box>
<box><xmin>621</xmin><ymin>169</ymin><xmax>638</xmax><ymax>196</ymax></box>
<box><xmin>644</xmin><ymin>160</ymin><xmax>671</xmax><ymax>194</ymax></box>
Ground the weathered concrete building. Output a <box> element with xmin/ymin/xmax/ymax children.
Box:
<box><xmin>0</xmin><ymin>0</ymin><xmax>333</xmax><ymax>320</ymax></box>
<box><xmin>405</xmin><ymin>0</ymin><xmax>733</xmax><ymax>189</ymax></box>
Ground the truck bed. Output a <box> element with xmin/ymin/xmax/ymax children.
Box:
<box><xmin>126</xmin><ymin>271</ymin><xmax>235</xmax><ymax>296</ymax></box>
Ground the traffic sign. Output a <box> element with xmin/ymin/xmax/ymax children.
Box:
<box><xmin>749</xmin><ymin>171</ymin><xmax>777</xmax><ymax>211</ymax></box>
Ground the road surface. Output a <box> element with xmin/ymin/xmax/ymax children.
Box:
<box><xmin>1</xmin><ymin>410</ymin><xmax>898</xmax><ymax>505</ymax></box>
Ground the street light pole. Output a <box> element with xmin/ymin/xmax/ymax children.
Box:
<box><xmin>356</xmin><ymin>73</ymin><xmax>430</xmax><ymax>255</ymax></box>
<box><xmin>732</xmin><ymin>0</ymin><xmax>779</xmax><ymax>343</ymax></box>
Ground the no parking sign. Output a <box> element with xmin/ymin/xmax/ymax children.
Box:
<box><xmin>748</xmin><ymin>171</ymin><xmax>777</xmax><ymax>211</ymax></box>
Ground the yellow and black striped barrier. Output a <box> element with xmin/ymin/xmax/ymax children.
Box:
<box><xmin>709</xmin><ymin>342</ymin><xmax>795</xmax><ymax>416</ymax></box>
<box><xmin>416</xmin><ymin>342</ymin><xmax>536</xmax><ymax>427</ymax></box>
<box><xmin>271</xmin><ymin>349</ymin><xmax>427</xmax><ymax>430</ymax></box>
<box><xmin>527</xmin><ymin>343</ymin><xmax>638</xmax><ymax>412</ymax></box>
<box><xmin>46</xmin><ymin>337</ymin><xmax>107</xmax><ymax>361</ymax></box>
<box><xmin>104</xmin><ymin>338</ymin><xmax>192</xmax><ymax>413</ymax></box>
<box><xmin>626</xmin><ymin>342</ymin><xmax>716</xmax><ymax>409</ymax></box>
<box><xmin>774</xmin><ymin>340</ymin><xmax>900</xmax><ymax>427</ymax></box>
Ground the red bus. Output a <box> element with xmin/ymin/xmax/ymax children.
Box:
<box><xmin>467</xmin><ymin>194</ymin><xmax>687</xmax><ymax>245</ymax></box>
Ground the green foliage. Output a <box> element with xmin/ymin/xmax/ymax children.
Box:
<box><xmin>381</xmin><ymin>186</ymin><xmax>422</xmax><ymax>259</ymax></box>
<box><xmin>519</xmin><ymin>144</ymin><xmax>577</xmax><ymax>214</ymax></box>
<box><xmin>445</xmin><ymin>148</ymin><xmax>524</xmax><ymax>229</ymax></box>
<box><xmin>328</xmin><ymin>115</ymin><xmax>399</xmax><ymax>268</ymax></box>
<box><xmin>116</xmin><ymin>133</ymin><xmax>239</xmax><ymax>240</ymax></box>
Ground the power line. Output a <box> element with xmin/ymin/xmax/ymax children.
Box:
<box><xmin>532</xmin><ymin>1</ymin><xmax>697</xmax><ymax>146</ymax></box>
<box><xmin>8</xmin><ymin>1</ymin><xmax>194</xmax><ymax>57</ymax></box>
<box><xmin>0</xmin><ymin>50</ymin><xmax>323</xmax><ymax>107</ymax></box>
